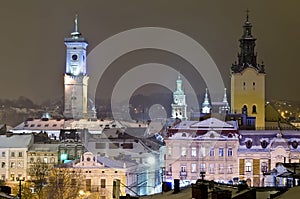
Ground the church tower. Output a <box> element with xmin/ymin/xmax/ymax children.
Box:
<box><xmin>63</xmin><ymin>15</ymin><xmax>89</xmax><ymax>119</ymax></box>
<box><xmin>171</xmin><ymin>74</ymin><xmax>187</xmax><ymax>120</ymax></box>
<box><xmin>231</xmin><ymin>11</ymin><xmax>265</xmax><ymax>129</ymax></box>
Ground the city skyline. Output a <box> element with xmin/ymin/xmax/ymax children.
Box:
<box><xmin>0</xmin><ymin>1</ymin><xmax>299</xmax><ymax>105</ymax></box>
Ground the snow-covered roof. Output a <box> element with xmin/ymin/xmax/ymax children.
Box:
<box><xmin>0</xmin><ymin>134</ymin><xmax>33</xmax><ymax>148</ymax></box>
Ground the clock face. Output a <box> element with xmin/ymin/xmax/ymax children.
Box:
<box><xmin>174</xmin><ymin>97</ymin><xmax>178</xmax><ymax>103</ymax></box>
<box><xmin>72</xmin><ymin>54</ymin><xmax>78</xmax><ymax>61</ymax></box>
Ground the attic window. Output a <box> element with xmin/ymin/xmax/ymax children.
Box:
<box><xmin>245</xmin><ymin>140</ymin><xmax>252</xmax><ymax>149</ymax></box>
<box><xmin>228</xmin><ymin>133</ymin><xmax>233</xmax><ymax>138</ymax></box>
<box><xmin>182</xmin><ymin>133</ymin><xmax>187</xmax><ymax>137</ymax></box>
<box><xmin>261</xmin><ymin>140</ymin><xmax>268</xmax><ymax>148</ymax></box>
<box><xmin>292</xmin><ymin>141</ymin><xmax>298</xmax><ymax>149</ymax></box>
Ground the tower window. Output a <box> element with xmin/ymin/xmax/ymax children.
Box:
<box><xmin>252</xmin><ymin>105</ymin><xmax>257</xmax><ymax>114</ymax></box>
<box><xmin>243</xmin><ymin>82</ymin><xmax>246</xmax><ymax>90</ymax></box>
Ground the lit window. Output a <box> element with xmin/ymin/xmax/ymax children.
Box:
<box><xmin>218</xmin><ymin>148</ymin><xmax>224</xmax><ymax>157</ymax></box>
<box><xmin>227</xmin><ymin>148</ymin><xmax>233</xmax><ymax>157</ymax></box>
<box><xmin>261</xmin><ymin>162</ymin><xmax>268</xmax><ymax>173</ymax></box>
<box><xmin>209</xmin><ymin>164</ymin><xmax>214</xmax><ymax>174</ymax></box>
<box><xmin>191</xmin><ymin>163</ymin><xmax>197</xmax><ymax>173</ymax></box>
<box><xmin>200</xmin><ymin>163</ymin><xmax>206</xmax><ymax>172</ymax></box>
<box><xmin>43</xmin><ymin>157</ymin><xmax>48</xmax><ymax>163</ymax></box>
<box><xmin>191</xmin><ymin>147</ymin><xmax>197</xmax><ymax>157</ymax></box>
<box><xmin>180</xmin><ymin>165</ymin><xmax>186</xmax><ymax>172</ymax></box>
<box><xmin>209</xmin><ymin>148</ymin><xmax>214</xmax><ymax>156</ymax></box>
<box><xmin>246</xmin><ymin>162</ymin><xmax>252</xmax><ymax>172</ymax></box>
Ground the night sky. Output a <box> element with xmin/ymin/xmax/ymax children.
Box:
<box><xmin>0</xmin><ymin>1</ymin><xmax>299</xmax><ymax>105</ymax></box>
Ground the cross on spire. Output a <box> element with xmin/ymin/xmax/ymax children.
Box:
<box><xmin>246</xmin><ymin>9</ymin><xmax>250</xmax><ymax>22</ymax></box>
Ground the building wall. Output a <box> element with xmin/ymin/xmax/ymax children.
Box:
<box><xmin>231</xmin><ymin>67</ymin><xmax>265</xmax><ymax>129</ymax></box>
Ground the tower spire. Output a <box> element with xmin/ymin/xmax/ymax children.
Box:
<box><xmin>246</xmin><ymin>9</ymin><xmax>250</xmax><ymax>22</ymax></box>
<box><xmin>201</xmin><ymin>88</ymin><xmax>211</xmax><ymax>114</ymax></box>
<box><xmin>71</xmin><ymin>14</ymin><xmax>81</xmax><ymax>38</ymax></box>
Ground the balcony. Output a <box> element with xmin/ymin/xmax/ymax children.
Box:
<box><xmin>180</xmin><ymin>171</ymin><xmax>187</xmax><ymax>177</ymax></box>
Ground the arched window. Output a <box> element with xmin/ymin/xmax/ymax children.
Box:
<box><xmin>292</xmin><ymin>140</ymin><xmax>298</xmax><ymax>149</ymax></box>
<box><xmin>246</xmin><ymin>140</ymin><xmax>252</xmax><ymax>149</ymax></box>
<box><xmin>261</xmin><ymin>140</ymin><xmax>268</xmax><ymax>148</ymax></box>
<box><xmin>242</xmin><ymin>105</ymin><xmax>248</xmax><ymax>115</ymax></box>
<box><xmin>252</xmin><ymin>105</ymin><xmax>257</xmax><ymax>114</ymax></box>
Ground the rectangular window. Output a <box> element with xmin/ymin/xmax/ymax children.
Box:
<box><xmin>209</xmin><ymin>164</ymin><xmax>214</xmax><ymax>174</ymax></box>
<box><xmin>227</xmin><ymin>165</ymin><xmax>233</xmax><ymax>174</ymax></box>
<box><xmin>1</xmin><ymin>162</ymin><xmax>5</xmax><ymax>168</ymax></box>
<box><xmin>18</xmin><ymin>162</ymin><xmax>22</xmax><ymax>168</ymax></box>
<box><xmin>180</xmin><ymin>165</ymin><xmax>186</xmax><ymax>172</ymax></box>
<box><xmin>191</xmin><ymin>147</ymin><xmax>197</xmax><ymax>157</ymax></box>
<box><xmin>200</xmin><ymin>147</ymin><xmax>206</xmax><ymax>157</ymax></box>
<box><xmin>11</xmin><ymin>152</ymin><xmax>15</xmax><ymax>157</ymax></box>
<box><xmin>218</xmin><ymin>148</ymin><xmax>224</xmax><ymax>157</ymax></box>
<box><xmin>10</xmin><ymin>162</ymin><xmax>15</xmax><ymax>168</ymax></box>
<box><xmin>191</xmin><ymin>163</ymin><xmax>197</xmax><ymax>173</ymax></box>
<box><xmin>200</xmin><ymin>163</ymin><xmax>206</xmax><ymax>172</ymax></box>
<box><xmin>246</xmin><ymin>162</ymin><xmax>252</xmax><ymax>172</ymax></box>
<box><xmin>181</xmin><ymin>147</ymin><xmax>187</xmax><ymax>157</ymax></box>
<box><xmin>219</xmin><ymin>164</ymin><xmax>224</xmax><ymax>174</ymax></box>
<box><xmin>101</xmin><ymin>179</ymin><xmax>106</xmax><ymax>188</ymax></box>
<box><xmin>227</xmin><ymin>148</ymin><xmax>233</xmax><ymax>157</ymax></box>
<box><xmin>209</xmin><ymin>148</ymin><xmax>214</xmax><ymax>156</ymax></box>
<box><xmin>43</xmin><ymin>157</ymin><xmax>48</xmax><ymax>163</ymax></box>
<box><xmin>18</xmin><ymin>152</ymin><xmax>23</xmax><ymax>157</ymax></box>
<box><xmin>2</xmin><ymin>152</ymin><xmax>5</xmax><ymax>157</ymax></box>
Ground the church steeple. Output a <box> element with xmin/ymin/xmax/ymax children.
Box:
<box><xmin>201</xmin><ymin>88</ymin><xmax>211</xmax><ymax>114</ymax></box>
<box><xmin>231</xmin><ymin>10</ymin><xmax>265</xmax><ymax>74</ymax></box>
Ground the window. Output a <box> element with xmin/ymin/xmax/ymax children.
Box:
<box><xmin>43</xmin><ymin>157</ymin><xmax>48</xmax><ymax>163</ymax></box>
<box><xmin>1</xmin><ymin>162</ymin><xmax>5</xmax><ymax>168</ymax></box>
<box><xmin>227</xmin><ymin>148</ymin><xmax>233</xmax><ymax>157</ymax></box>
<box><xmin>227</xmin><ymin>165</ymin><xmax>233</xmax><ymax>174</ymax></box>
<box><xmin>209</xmin><ymin>164</ymin><xmax>214</xmax><ymax>174</ymax></box>
<box><xmin>181</xmin><ymin>147</ymin><xmax>187</xmax><ymax>157</ymax></box>
<box><xmin>200</xmin><ymin>147</ymin><xmax>206</xmax><ymax>157</ymax></box>
<box><xmin>261</xmin><ymin>162</ymin><xmax>268</xmax><ymax>173</ymax></box>
<box><xmin>50</xmin><ymin>157</ymin><xmax>55</xmax><ymax>163</ymax></box>
<box><xmin>30</xmin><ymin>158</ymin><xmax>34</xmax><ymax>163</ymax></box>
<box><xmin>252</xmin><ymin>105</ymin><xmax>257</xmax><ymax>114</ymax></box>
<box><xmin>218</xmin><ymin>148</ymin><xmax>224</xmax><ymax>157</ymax></box>
<box><xmin>71</xmin><ymin>179</ymin><xmax>76</xmax><ymax>186</ymax></box>
<box><xmin>200</xmin><ymin>163</ymin><xmax>206</xmax><ymax>172</ymax></box>
<box><xmin>191</xmin><ymin>163</ymin><xmax>197</xmax><ymax>173</ymax></box>
<box><xmin>191</xmin><ymin>147</ymin><xmax>197</xmax><ymax>157</ymax></box>
<box><xmin>2</xmin><ymin>152</ymin><xmax>5</xmax><ymax>157</ymax></box>
<box><xmin>209</xmin><ymin>148</ymin><xmax>214</xmax><ymax>156</ymax></box>
<box><xmin>180</xmin><ymin>165</ymin><xmax>186</xmax><ymax>172</ymax></box>
<box><xmin>219</xmin><ymin>164</ymin><xmax>224</xmax><ymax>174</ymax></box>
<box><xmin>11</xmin><ymin>152</ymin><xmax>15</xmax><ymax>157</ymax></box>
<box><xmin>101</xmin><ymin>179</ymin><xmax>106</xmax><ymax>188</ymax></box>
<box><xmin>18</xmin><ymin>152</ymin><xmax>23</xmax><ymax>157</ymax></box>
<box><xmin>10</xmin><ymin>162</ymin><xmax>15</xmax><ymax>168</ymax></box>
<box><xmin>246</xmin><ymin>162</ymin><xmax>252</xmax><ymax>172</ymax></box>
<box><xmin>18</xmin><ymin>162</ymin><xmax>22</xmax><ymax>168</ymax></box>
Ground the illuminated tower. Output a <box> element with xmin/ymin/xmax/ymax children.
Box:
<box><xmin>201</xmin><ymin>88</ymin><xmax>211</xmax><ymax>114</ymax></box>
<box><xmin>63</xmin><ymin>15</ymin><xmax>89</xmax><ymax>119</ymax></box>
<box><xmin>231</xmin><ymin>11</ymin><xmax>265</xmax><ymax>129</ymax></box>
<box><xmin>171</xmin><ymin>74</ymin><xmax>187</xmax><ymax>120</ymax></box>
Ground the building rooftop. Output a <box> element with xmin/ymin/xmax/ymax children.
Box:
<box><xmin>0</xmin><ymin>134</ymin><xmax>33</xmax><ymax>148</ymax></box>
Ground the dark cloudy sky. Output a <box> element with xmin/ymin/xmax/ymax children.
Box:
<box><xmin>0</xmin><ymin>0</ymin><xmax>299</xmax><ymax>104</ymax></box>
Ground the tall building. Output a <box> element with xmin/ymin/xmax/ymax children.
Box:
<box><xmin>171</xmin><ymin>74</ymin><xmax>187</xmax><ymax>120</ymax></box>
<box><xmin>63</xmin><ymin>15</ymin><xmax>89</xmax><ymax>119</ymax></box>
<box><xmin>230</xmin><ymin>12</ymin><xmax>265</xmax><ymax>129</ymax></box>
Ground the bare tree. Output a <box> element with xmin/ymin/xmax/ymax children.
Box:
<box><xmin>45</xmin><ymin>167</ymin><xmax>83</xmax><ymax>199</ymax></box>
<box><xmin>28</xmin><ymin>161</ymin><xmax>51</xmax><ymax>199</ymax></box>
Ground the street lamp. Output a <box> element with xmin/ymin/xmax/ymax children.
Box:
<box><xmin>16</xmin><ymin>177</ymin><xmax>25</xmax><ymax>199</ymax></box>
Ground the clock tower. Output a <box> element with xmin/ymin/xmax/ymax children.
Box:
<box><xmin>63</xmin><ymin>15</ymin><xmax>89</xmax><ymax>119</ymax></box>
<box><xmin>231</xmin><ymin>11</ymin><xmax>265</xmax><ymax>129</ymax></box>
<box><xmin>171</xmin><ymin>74</ymin><xmax>187</xmax><ymax>120</ymax></box>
